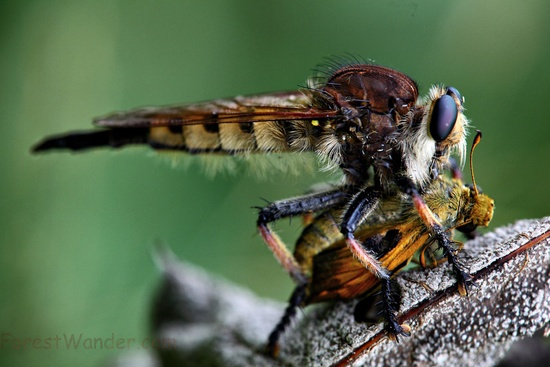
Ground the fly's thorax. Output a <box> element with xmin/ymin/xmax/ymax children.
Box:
<box><xmin>319</xmin><ymin>112</ymin><xmax>403</xmax><ymax>186</ymax></box>
<box><xmin>305</xmin><ymin>63</ymin><xmax>421</xmax><ymax>185</ymax></box>
<box><xmin>316</xmin><ymin>63</ymin><xmax>418</xmax><ymax>116</ymax></box>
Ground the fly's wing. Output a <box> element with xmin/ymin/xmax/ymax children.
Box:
<box><xmin>32</xmin><ymin>91</ymin><xmax>340</xmax><ymax>153</ymax></box>
<box><xmin>307</xmin><ymin>238</ymin><xmax>378</xmax><ymax>303</ymax></box>
<box><xmin>94</xmin><ymin>91</ymin><xmax>331</xmax><ymax>127</ymax></box>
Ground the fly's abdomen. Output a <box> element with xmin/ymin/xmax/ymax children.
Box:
<box><xmin>31</xmin><ymin>128</ymin><xmax>150</xmax><ymax>152</ymax></box>
<box><xmin>150</xmin><ymin>120</ymin><xmax>323</xmax><ymax>155</ymax></box>
<box><xmin>33</xmin><ymin>119</ymin><xmax>323</xmax><ymax>155</ymax></box>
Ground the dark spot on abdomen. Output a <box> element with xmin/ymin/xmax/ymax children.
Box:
<box><xmin>203</xmin><ymin>123</ymin><xmax>219</xmax><ymax>133</ymax></box>
<box><xmin>239</xmin><ymin>122</ymin><xmax>253</xmax><ymax>134</ymax></box>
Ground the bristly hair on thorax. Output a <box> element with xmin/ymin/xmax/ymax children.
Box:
<box><xmin>304</xmin><ymin>54</ymin><xmax>378</xmax><ymax>91</ymax></box>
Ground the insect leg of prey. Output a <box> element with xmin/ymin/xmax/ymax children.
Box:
<box><xmin>257</xmin><ymin>188</ymin><xmax>347</xmax><ymax>283</ymax></box>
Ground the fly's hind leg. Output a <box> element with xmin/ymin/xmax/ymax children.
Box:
<box><xmin>256</xmin><ymin>188</ymin><xmax>346</xmax><ymax>283</ymax></box>
<box><xmin>265</xmin><ymin>283</ymin><xmax>307</xmax><ymax>357</ymax></box>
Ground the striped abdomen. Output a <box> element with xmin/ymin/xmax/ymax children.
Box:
<box><xmin>148</xmin><ymin>119</ymin><xmax>323</xmax><ymax>154</ymax></box>
<box><xmin>32</xmin><ymin>118</ymin><xmax>330</xmax><ymax>156</ymax></box>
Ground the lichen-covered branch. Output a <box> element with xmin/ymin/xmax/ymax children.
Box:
<box><xmin>109</xmin><ymin>217</ymin><xmax>550</xmax><ymax>367</ymax></box>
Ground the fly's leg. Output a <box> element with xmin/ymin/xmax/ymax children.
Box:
<box><xmin>431</xmin><ymin>224</ymin><xmax>473</xmax><ymax>295</ymax></box>
<box><xmin>380</xmin><ymin>278</ymin><xmax>411</xmax><ymax>340</ymax></box>
<box><xmin>400</xmin><ymin>177</ymin><xmax>474</xmax><ymax>295</ymax></box>
<box><xmin>259</xmin><ymin>189</ymin><xmax>346</xmax><ymax>354</ymax></box>
<box><xmin>339</xmin><ymin>186</ymin><xmax>389</xmax><ymax>280</ymax></box>
<box><xmin>339</xmin><ymin>186</ymin><xmax>409</xmax><ymax>338</ymax></box>
<box><xmin>265</xmin><ymin>284</ymin><xmax>307</xmax><ymax>357</ymax></box>
<box><xmin>257</xmin><ymin>189</ymin><xmax>347</xmax><ymax>283</ymax></box>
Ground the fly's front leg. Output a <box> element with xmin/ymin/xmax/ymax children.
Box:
<box><xmin>257</xmin><ymin>189</ymin><xmax>346</xmax><ymax>283</ymax></box>
<box><xmin>398</xmin><ymin>177</ymin><xmax>473</xmax><ymax>295</ymax></box>
<box><xmin>431</xmin><ymin>224</ymin><xmax>473</xmax><ymax>295</ymax></box>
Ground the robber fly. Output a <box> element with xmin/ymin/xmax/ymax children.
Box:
<box><xmin>266</xmin><ymin>132</ymin><xmax>494</xmax><ymax>355</ymax></box>
<box><xmin>33</xmin><ymin>61</ymin><xmax>469</xmax><ymax>337</ymax></box>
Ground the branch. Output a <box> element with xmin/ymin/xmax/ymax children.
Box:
<box><xmin>108</xmin><ymin>217</ymin><xmax>550</xmax><ymax>367</ymax></box>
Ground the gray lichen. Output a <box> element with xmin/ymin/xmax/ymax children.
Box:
<box><xmin>109</xmin><ymin>217</ymin><xmax>550</xmax><ymax>367</ymax></box>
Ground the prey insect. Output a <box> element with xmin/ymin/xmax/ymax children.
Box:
<box><xmin>266</xmin><ymin>132</ymin><xmax>494</xmax><ymax>355</ymax></box>
<box><xmin>33</xmin><ymin>61</ymin><xmax>470</xmax><ymax>302</ymax></box>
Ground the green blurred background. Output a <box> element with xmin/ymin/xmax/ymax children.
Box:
<box><xmin>1</xmin><ymin>1</ymin><xmax>549</xmax><ymax>366</ymax></box>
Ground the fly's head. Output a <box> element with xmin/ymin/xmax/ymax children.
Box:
<box><xmin>399</xmin><ymin>86</ymin><xmax>469</xmax><ymax>189</ymax></box>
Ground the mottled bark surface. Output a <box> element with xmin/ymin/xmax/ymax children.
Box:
<box><xmin>108</xmin><ymin>217</ymin><xmax>550</xmax><ymax>367</ymax></box>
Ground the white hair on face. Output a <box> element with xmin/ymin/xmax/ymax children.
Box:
<box><xmin>399</xmin><ymin>85</ymin><xmax>469</xmax><ymax>188</ymax></box>
<box><xmin>454</xmin><ymin>111</ymin><xmax>470</xmax><ymax>168</ymax></box>
<box><xmin>399</xmin><ymin>111</ymin><xmax>436</xmax><ymax>188</ymax></box>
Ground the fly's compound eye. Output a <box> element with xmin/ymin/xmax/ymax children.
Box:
<box><xmin>446</xmin><ymin>86</ymin><xmax>464</xmax><ymax>105</ymax></box>
<box><xmin>429</xmin><ymin>94</ymin><xmax>458</xmax><ymax>142</ymax></box>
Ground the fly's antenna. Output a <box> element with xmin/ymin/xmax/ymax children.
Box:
<box><xmin>469</xmin><ymin>130</ymin><xmax>482</xmax><ymax>196</ymax></box>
